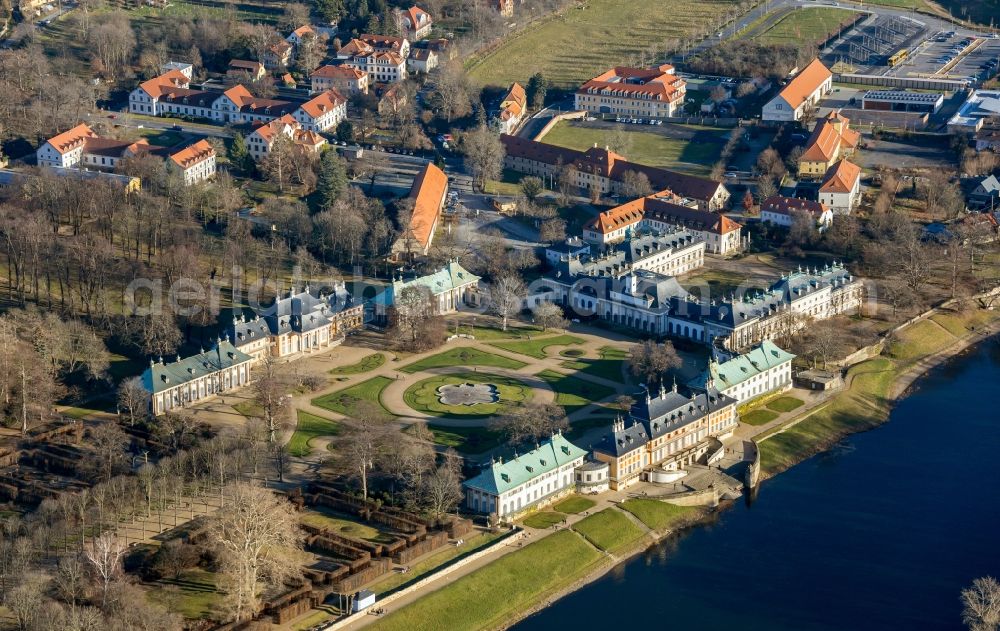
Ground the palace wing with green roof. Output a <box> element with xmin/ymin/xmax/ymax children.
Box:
<box><xmin>463</xmin><ymin>433</ymin><xmax>586</xmax><ymax>495</ymax></box>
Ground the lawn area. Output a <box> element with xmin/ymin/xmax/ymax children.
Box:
<box><xmin>553</xmin><ymin>496</ymin><xmax>596</xmax><ymax>514</ymax></box>
<box><xmin>522</xmin><ymin>511</ymin><xmax>566</xmax><ymax>529</ymax></box>
<box><xmin>741</xmin><ymin>408</ymin><xmax>779</xmax><ymax>426</ymax></box>
<box><xmin>572</xmin><ymin>508</ymin><xmax>646</xmax><ymax>555</ymax></box>
<box><xmin>887</xmin><ymin>319</ymin><xmax>955</xmax><ymax>363</ymax></box>
<box><xmin>287</xmin><ymin>411</ymin><xmax>338</xmax><ymax>457</ymax></box>
<box><xmin>681</xmin><ymin>267</ymin><xmax>763</xmax><ymax>298</ymax></box>
<box><xmin>537</xmin><ymin>369</ymin><xmax>616</xmax><ymax>414</ymax></box>
<box><xmin>232</xmin><ymin>400</ymin><xmax>263</xmax><ymax>418</ymax></box>
<box><xmin>620</xmin><ymin>499</ymin><xmax>694</xmax><ymax>531</ymax></box>
<box><xmin>299</xmin><ymin>508</ymin><xmax>396</xmax><ymax>543</ymax></box>
<box><xmin>488</xmin><ymin>334</ymin><xmax>585</xmax><ymax>359</ymax></box>
<box><xmin>560</xmin><ymin>345</ymin><xmax>629</xmax><ymax>383</ymax></box>
<box><xmin>454</xmin><ymin>323</ymin><xmax>542</xmax><ymax>341</ymax></box>
<box><xmin>759</xmin><ymin>358</ymin><xmax>897</xmax><ymax>475</ymax></box>
<box><xmin>467</xmin><ymin>0</ymin><xmax>738</xmax><ymax>88</ymax></box>
<box><xmin>400</xmin><ymin>347</ymin><xmax>527</xmax><ymax>373</ymax></box>
<box><xmin>542</xmin><ymin>122</ymin><xmax>728</xmax><ymax>176</ymax></box>
<box><xmin>312</xmin><ymin>376</ymin><xmax>394</xmax><ymax>416</ymax></box>
<box><xmin>423</xmin><ymin>424</ymin><xmax>506</xmax><ymax>454</ymax></box>
<box><xmin>137</xmin><ymin>129</ymin><xmax>184</xmax><ymax>147</ymax></box>
<box><xmin>366</xmin><ymin>530</ymin><xmax>603</xmax><ymax>631</ymax></box>
<box><xmin>366</xmin><ymin>531</ymin><xmax>507</xmax><ymax>596</ymax></box>
<box><xmin>766</xmin><ymin>396</ymin><xmax>804</xmax><ymax>413</ymax></box>
<box><xmin>330</xmin><ymin>353</ymin><xmax>386</xmax><ymax>375</ymax></box>
<box><xmin>750</xmin><ymin>7</ymin><xmax>857</xmax><ymax>45</ymax></box>
<box><xmin>403</xmin><ymin>372</ymin><xmax>533</xmax><ymax>417</ymax></box>
<box><xmin>930</xmin><ymin>309</ymin><xmax>999</xmax><ymax>338</ymax></box>
<box><xmin>147</xmin><ymin>568</ymin><xmax>222</xmax><ymax>620</ymax></box>
<box><xmin>565</xmin><ymin>415</ymin><xmax>616</xmax><ymax>441</ymax></box>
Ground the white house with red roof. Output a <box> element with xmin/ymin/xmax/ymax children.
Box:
<box><xmin>310</xmin><ymin>65</ymin><xmax>369</xmax><ymax>95</ymax></box>
<box><xmin>246</xmin><ymin>115</ymin><xmax>327</xmax><ymax>162</ymax></box>
<box><xmin>761</xmin><ymin>195</ymin><xmax>833</xmax><ymax>229</ymax></box>
<box><xmin>818</xmin><ymin>160</ymin><xmax>862</xmax><ymax>215</ymax></box>
<box><xmin>575</xmin><ymin>64</ymin><xmax>686</xmax><ymax>119</ymax></box>
<box><xmin>263</xmin><ymin>40</ymin><xmax>293</xmax><ymax>69</ymax></box>
<box><xmin>400</xmin><ymin>6</ymin><xmax>432</xmax><ymax>40</ymax></box>
<box><xmin>293</xmin><ymin>89</ymin><xmax>347</xmax><ymax>132</ymax></box>
<box><xmin>36</xmin><ymin>123</ymin><xmax>100</xmax><ymax>168</ymax></box>
<box><xmin>168</xmin><ymin>139</ymin><xmax>216</xmax><ymax>185</ymax></box>
<box><xmin>286</xmin><ymin>25</ymin><xmax>317</xmax><ymax>47</ymax></box>
<box><xmin>493</xmin><ymin>83</ymin><xmax>527</xmax><ymax>134</ymax></box>
<box><xmin>762</xmin><ymin>59</ymin><xmax>833</xmax><ymax>122</ymax></box>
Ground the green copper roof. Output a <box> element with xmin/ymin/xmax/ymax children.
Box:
<box><xmin>709</xmin><ymin>340</ymin><xmax>795</xmax><ymax>391</ymax></box>
<box><xmin>463</xmin><ymin>433</ymin><xmax>586</xmax><ymax>495</ymax></box>
<box><xmin>142</xmin><ymin>341</ymin><xmax>253</xmax><ymax>395</ymax></box>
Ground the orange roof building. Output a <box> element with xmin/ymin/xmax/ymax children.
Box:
<box><xmin>494</xmin><ymin>82</ymin><xmax>527</xmax><ymax>134</ymax></box>
<box><xmin>575</xmin><ymin>64</ymin><xmax>686</xmax><ymax>118</ymax></box>
<box><xmin>818</xmin><ymin>160</ymin><xmax>862</xmax><ymax>215</ymax></box>
<box><xmin>293</xmin><ymin>89</ymin><xmax>347</xmax><ymax>132</ymax></box>
<box><xmin>310</xmin><ymin>65</ymin><xmax>370</xmax><ymax>95</ymax></box>
<box><xmin>401</xmin><ymin>6</ymin><xmax>432</xmax><ymax>40</ymax></box>
<box><xmin>168</xmin><ymin>139</ymin><xmax>217</xmax><ymax>185</ymax></box>
<box><xmin>762</xmin><ymin>59</ymin><xmax>833</xmax><ymax>122</ymax></box>
<box><xmin>397</xmin><ymin>162</ymin><xmax>448</xmax><ymax>256</ymax></box>
<box><xmin>798</xmin><ymin>110</ymin><xmax>861</xmax><ymax>177</ymax></box>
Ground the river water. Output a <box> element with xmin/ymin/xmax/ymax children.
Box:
<box><xmin>511</xmin><ymin>339</ymin><xmax>1000</xmax><ymax>631</ymax></box>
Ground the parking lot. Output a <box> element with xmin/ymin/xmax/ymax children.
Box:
<box><xmin>900</xmin><ymin>31</ymin><xmax>1000</xmax><ymax>82</ymax></box>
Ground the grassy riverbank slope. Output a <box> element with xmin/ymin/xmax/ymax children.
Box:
<box><xmin>758</xmin><ymin>306</ymin><xmax>1000</xmax><ymax>477</ymax></box>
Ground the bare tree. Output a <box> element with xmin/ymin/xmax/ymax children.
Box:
<box><xmin>210</xmin><ymin>482</ymin><xmax>302</xmax><ymax>622</ymax></box>
<box><xmin>493</xmin><ymin>402</ymin><xmax>568</xmax><ymax>445</ymax></box>
<box><xmin>462</xmin><ymin>126</ymin><xmax>505</xmax><ymax>192</ymax></box>
<box><xmin>117</xmin><ymin>376</ymin><xmax>147</xmax><ymax>426</ymax></box>
<box><xmin>84</xmin><ymin>533</ymin><xmax>126</xmax><ymax>608</ymax></box>
<box><xmin>620</xmin><ymin>170</ymin><xmax>653</xmax><ymax>199</ymax></box>
<box><xmin>335</xmin><ymin>403</ymin><xmax>391</xmax><ymax>501</ymax></box>
<box><xmin>420</xmin><ymin>449</ymin><xmax>464</xmax><ymax>519</ymax></box>
<box><xmin>486</xmin><ymin>273</ymin><xmax>526</xmax><ymax>331</ymax></box>
<box><xmin>3</xmin><ymin>572</ymin><xmax>47</xmax><ymax>631</ymax></box>
<box><xmin>253</xmin><ymin>356</ymin><xmax>290</xmax><ymax>443</ymax></box>
<box><xmin>533</xmin><ymin>301</ymin><xmax>568</xmax><ymax>331</ymax></box>
<box><xmin>390</xmin><ymin>285</ymin><xmax>435</xmax><ymax>348</ymax></box>
<box><xmin>961</xmin><ymin>576</ymin><xmax>1000</xmax><ymax>631</ymax></box>
<box><xmin>628</xmin><ymin>339</ymin><xmax>681</xmax><ymax>385</ymax></box>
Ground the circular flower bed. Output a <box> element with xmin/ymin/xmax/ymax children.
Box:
<box><xmin>403</xmin><ymin>372</ymin><xmax>533</xmax><ymax>417</ymax></box>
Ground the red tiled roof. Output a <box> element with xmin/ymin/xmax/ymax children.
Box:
<box><xmin>138</xmin><ymin>69</ymin><xmax>191</xmax><ymax>99</ymax></box>
<box><xmin>585</xmin><ymin>194</ymin><xmax>741</xmax><ymax>235</ymax></box>
<box><xmin>298</xmin><ymin>89</ymin><xmax>346</xmax><ymax>118</ymax></box>
<box><xmin>228</xmin><ymin>60</ymin><xmax>263</xmax><ymax>72</ymax></box>
<box><xmin>404</xmin><ymin>5</ymin><xmax>431</xmax><ymax>29</ymax></box>
<box><xmin>761</xmin><ymin>195</ymin><xmax>828</xmax><ymax>217</ymax></box>
<box><xmin>777</xmin><ymin>59</ymin><xmax>832</xmax><ymax>110</ymax></box>
<box><xmin>311</xmin><ymin>65</ymin><xmax>367</xmax><ymax>80</ymax></box>
<box><xmin>578</xmin><ymin>64</ymin><xmax>685</xmax><ymax>103</ymax></box>
<box><xmin>359</xmin><ymin>33</ymin><xmax>406</xmax><ymax>52</ymax></box>
<box><xmin>407</xmin><ymin>162</ymin><xmax>448</xmax><ymax>249</ymax></box>
<box><xmin>499</xmin><ymin>82</ymin><xmax>526</xmax><ymax>120</ymax></box>
<box><xmin>45</xmin><ymin>123</ymin><xmax>97</xmax><ymax>155</ymax></box>
<box><xmin>819</xmin><ymin>160</ymin><xmax>861</xmax><ymax>193</ymax></box>
<box><xmin>169</xmin><ymin>139</ymin><xmax>215</xmax><ymax>169</ymax></box>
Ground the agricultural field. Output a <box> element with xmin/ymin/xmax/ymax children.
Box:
<box><xmin>467</xmin><ymin>0</ymin><xmax>740</xmax><ymax>88</ymax></box>
<box><xmin>542</xmin><ymin>122</ymin><xmax>729</xmax><ymax>176</ymax></box>
<box><xmin>749</xmin><ymin>7</ymin><xmax>857</xmax><ymax>46</ymax></box>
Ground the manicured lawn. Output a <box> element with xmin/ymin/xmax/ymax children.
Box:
<box><xmin>366</xmin><ymin>531</ymin><xmax>507</xmax><ymax>595</ymax></box>
<box><xmin>750</xmin><ymin>7</ymin><xmax>857</xmax><ymax>45</ymax></box>
<box><xmin>620</xmin><ymin>499</ymin><xmax>694</xmax><ymax>531</ymax></box>
<box><xmin>232</xmin><ymin>400</ymin><xmax>263</xmax><ymax>418</ymax></box>
<box><xmin>522</xmin><ymin>511</ymin><xmax>566</xmax><ymax>529</ymax></box>
<box><xmin>467</xmin><ymin>0</ymin><xmax>737</xmax><ymax>88</ymax></box>
<box><xmin>402</xmin><ymin>372</ymin><xmax>533</xmax><ymax>417</ymax></box>
<box><xmin>766</xmin><ymin>396</ymin><xmax>805</xmax><ymax>413</ymax></box>
<box><xmin>400</xmin><ymin>348</ymin><xmax>527</xmax><ymax>373</ymax></box>
<box><xmin>760</xmin><ymin>358</ymin><xmax>897</xmax><ymax>476</ymax></box>
<box><xmin>553</xmin><ymin>496</ymin><xmax>596</xmax><ymax>514</ymax></box>
<box><xmin>560</xmin><ymin>345</ymin><xmax>629</xmax><ymax>383</ymax></box>
<box><xmin>299</xmin><ymin>508</ymin><xmax>395</xmax><ymax>543</ymax></box>
<box><xmin>287</xmin><ymin>411</ymin><xmax>339</xmax><ymax>457</ymax></box>
<box><xmin>454</xmin><ymin>323</ymin><xmax>542</xmax><ymax>341</ymax></box>
<box><xmin>424</xmin><ymin>424</ymin><xmax>507</xmax><ymax>454</ymax></box>
<box><xmin>565</xmin><ymin>415</ymin><xmax>616</xmax><ymax>441</ymax></box>
<box><xmin>537</xmin><ymin>369</ymin><xmax>616</xmax><ymax>414</ymax></box>
<box><xmin>366</xmin><ymin>530</ymin><xmax>602</xmax><ymax>631</ymax></box>
<box><xmin>312</xmin><ymin>376</ymin><xmax>394</xmax><ymax>415</ymax></box>
<box><xmin>887</xmin><ymin>319</ymin><xmax>954</xmax><ymax>363</ymax></box>
<box><xmin>542</xmin><ymin>122</ymin><xmax>728</xmax><ymax>176</ymax></box>
<box><xmin>488</xmin><ymin>334</ymin><xmax>585</xmax><ymax>359</ymax></box>
<box><xmin>572</xmin><ymin>508</ymin><xmax>645</xmax><ymax>555</ymax></box>
<box><xmin>147</xmin><ymin>568</ymin><xmax>222</xmax><ymax>620</ymax></box>
<box><xmin>330</xmin><ymin>353</ymin><xmax>386</xmax><ymax>375</ymax></box>
<box><xmin>741</xmin><ymin>408</ymin><xmax>779</xmax><ymax>426</ymax></box>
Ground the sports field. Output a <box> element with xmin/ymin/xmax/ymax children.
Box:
<box><xmin>467</xmin><ymin>0</ymin><xmax>739</xmax><ymax>88</ymax></box>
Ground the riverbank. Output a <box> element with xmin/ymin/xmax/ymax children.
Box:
<box><xmin>362</xmin><ymin>305</ymin><xmax>1000</xmax><ymax>631</ymax></box>
<box><xmin>758</xmin><ymin>306</ymin><xmax>1000</xmax><ymax>478</ymax></box>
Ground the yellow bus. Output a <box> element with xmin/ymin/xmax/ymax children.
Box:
<box><xmin>888</xmin><ymin>50</ymin><xmax>908</xmax><ymax>67</ymax></box>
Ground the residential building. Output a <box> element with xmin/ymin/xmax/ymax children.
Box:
<box><xmin>264</xmin><ymin>40</ymin><xmax>293</xmax><ymax>69</ymax></box>
<box><xmin>245</xmin><ymin>114</ymin><xmax>327</xmax><ymax>161</ymax></box>
<box><xmin>583</xmin><ymin>193</ymin><xmax>742</xmax><ymax>254</ymax></box>
<box><xmin>36</xmin><ymin>123</ymin><xmax>99</xmax><ymax>168</ymax></box>
<box><xmin>377</xmin><ymin>84</ymin><xmax>408</xmax><ymax>117</ymax></box>
<box><xmin>493</xmin><ymin>82</ymin><xmax>526</xmax><ymax>134</ymax></box>
<box><xmin>227</xmin><ymin>60</ymin><xmax>266</xmax><ymax>82</ymax></box>
<box><xmin>358</xmin><ymin>33</ymin><xmax>410</xmax><ymax>58</ymax></box>
<box><xmin>400</xmin><ymin>6</ymin><xmax>432</xmax><ymax>40</ymax></box>
<box><xmin>861</xmin><ymin>90</ymin><xmax>944</xmax><ymax>113</ymax></box>
<box><xmin>574</xmin><ymin>64</ymin><xmax>686</xmax><ymax>119</ymax></box>
<box><xmin>371</xmin><ymin>260</ymin><xmax>480</xmax><ymax>322</ymax></box>
<box><xmin>970</xmin><ymin>174</ymin><xmax>1000</xmax><ymax>209</ymax></box>
<box><xmin>688</xmin><ymin>340</ymin><xmax>795</xmax><ymax>405</ymax></box>
<box><xmin>947</xmin><ymin>89</ymin><xmax>1000</xmax><ymax>133</ymax></box>
<box><xmin>213</xmin><ymin>84</ymin><xmax>299</xmax><ymax>124</ymax></box>
<box><xmin>141</xmin><ymin>341</ymin><xmax>253</xmax><ymax>416</ymax></box>
<box><xmin>128</xmin><ymin>69</ymin><xmax>199</xmax><ymax>116</ymax></box>
<box><xmin>501</xmin><ymin>135</ymin><xmax>730</xmax><ymax>210</ymax></box>
<box><xmin>544</xmin><ymin>236</ymin><xmax>591</xmax><ymax>266</ymax></box>
<box><xmin>293</xmin><ymin>89</ymin><xmax>348</xmax><ymax>132</ymax></box>
<box><xmin>394</xmin><ymin>162</ymin><xmax>448</xmax><ymax>257</ymax></box>
<box><xmin>762</xmin><ymin>59</ymin><xmax>833</xmax><ymax>122</ymax></box>
<box><xmin>310</xmin><ymin>65</ymin><xmax>369</xmax><ymax>95</ymax></box>
<box><xmin>818</xmin><ymin>159</ymin><xmax>862</xmax><ymax>215</ymax></box>
<box><xmin>975</xmin><ymin>126</ymin><xmax>1000</xmax><ymax>152</ymax></box>
<box><xmin>347</xmin><ymin>51</ymin><xmax>408</xmax><ymax>83</ymax></box>
<box><xmin>798</xmin><ymin>111</ymin><xmax>860</xmax><ymax>178</ymax></box>
<box><xmin>160</xmin><ymin>61</ymin><xmax>194</xmax><ymax>80</ymax></box>
<box><xmin>230</xmin><ymin>284</ymin><xmax>363</xmax><ymax>363</ymax></box>
<box><xmin>407</xmin><ymin>48</ymin><xmax>438</xmax><ymax>74</ymax></box>
<box><xmin>463</xmin><ymin>432</ymin><xmax>586</xmax><ymax>520</ymax></box>
<box><xmin>593</xmin><ymin>383</ymin><xmax>738</xmax><ymax>490</ymax></box>
<box><xmin>335</xmin><ymin>38</ymin><xmax>375</xmax><ymax>61</ymax></box>
<box><xmin>761</xmin><ymin>195</ymin><xmax>833</xmax><ymax>230</ymax></box>
<box><xmin>287</xmin><ymin>25</ymin><xmax>317</xmax><ymax>47</ymax></box>
<box><xmin>423</xmin><ymin>38</ymin><xmax>455</xmax><ymax>61</ymax></box>
<box><xmin>167</xmin><ymin>139</ymin><xmax>217</xmax><ymax>185</ymax></box>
